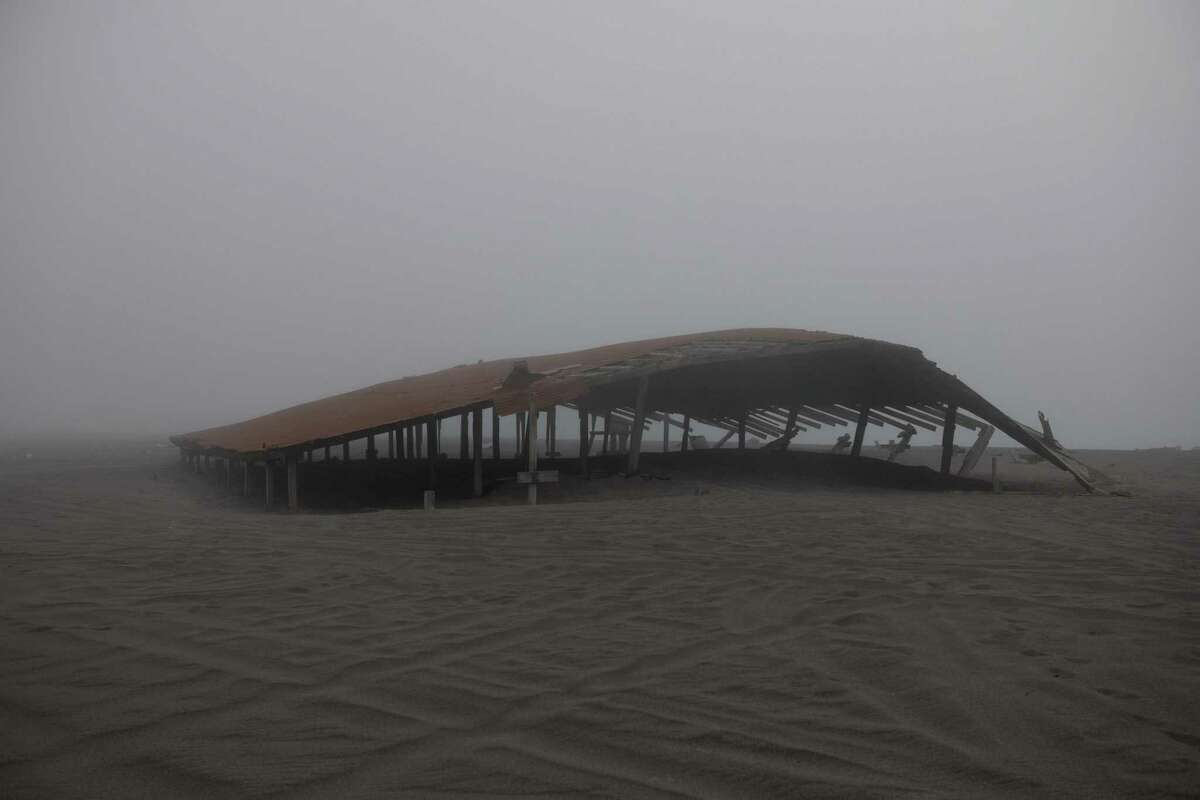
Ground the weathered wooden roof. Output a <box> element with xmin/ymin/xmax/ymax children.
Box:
<box><xmin>169</xmin><ymin>327</ymin><xmax>1110</xmax><ymax>491</ymax></box>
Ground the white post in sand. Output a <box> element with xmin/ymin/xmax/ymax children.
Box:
<box><xmin>423</xmin><ymin>489</ymin><xmax>435</xmax><ymax>510</ymax></box>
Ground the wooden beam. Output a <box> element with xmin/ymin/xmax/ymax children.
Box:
<box><xmin>286</xmin><ymin>455</ymin><xmax>299</xmax><ymax>511</ymax></box>
<box><xmin>662</xmin><ymin>413</ymin><xmax>671</xmax><ymax>453</ymax></box>
<box><xmin>918</xmin><ymin>404</ymin><xmax>981</xmax><ymax>431</ymax></box>
<box><xmin>472</xmin><ymin>408</ymin><xmax>484</xmax><ymax>497</ymax></box>
<box><xmin>460</xmin><ymin>413</ymin><xmax>469</xmax><ymax>460</ymax></box>
<box><xmin>890</xmin><ymin>406</ymin><xmax>942</xmax><ymax>428</ymax></box>
<box><xmin>578</xmin><ymin>408</ymin><xmax>590</xmax><ymax>477</ymax></box>
<box><xmin>738</xmin><ymin>415</ymin><xmax>747</xmax><ymax>450</ymax></box>
<box><xmin>795</xmin><ymin>406</ymin><xmax>845</xmax><ymax>426</ymax></box>
<box><xmin>264</xmin><ymin>460</ymin><xmax>274</xmax><ymax>510</ymax></box>
<box><xmin>526</xmin><ymin>400</ymin><xmax>539</xmax><ymax>505</ymax></box>
<box><xmin>958</xmin><ymin>423</ymin><xmax>994</xmax><ymax>476</ymax></box>
<box><xmin>851</xmin><ymin>405</ymin><xmax>869</xmax><ymax>457</ymax></box>
<box><xmin>426</xmin><ymin>419</ymin><xmax>438</xmax><ymax>488</ymax></box>
<box><xmin>627</xmin><ymin>376</ymin><xmax>650</xmax><ymax>474</ymax></box>
<box><xmin>602</xmin><ymin>411</ymin><xmax>611</xmax><ymax>454</ymax></box>
<box><xmin>880</xmin><ymin>407</ymin><xmax>939</xmax><ymax>432</ymax></box>
<box><xmin>941</xmin><ymin>405</ymin><xmax>957</xmax><ymax>475</ymax></box>
<box><xmin>832</xmin><ymin>404</ymin><xmax>889</xmax><ymax>427</ymax></box>
<box><xmin>681</xmin><ymin>415</ymin><xmax>691</xmax><ymax>452</ymax></box>
<box><xmin>492</xmin><ymin>409</ymin><xmax>501</xmax><ymax>460</ymax></box>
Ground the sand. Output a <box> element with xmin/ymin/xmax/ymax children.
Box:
<box><xmin>1</xmin><ymin>441</ymin><xmax>1198</xmax><ymax>798</ymax></box>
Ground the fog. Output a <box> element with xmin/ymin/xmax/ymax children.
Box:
<box><xmin>2</xmin><ymin>1</ymin><xmax>1197</xmax><ymax>449</ymax></box>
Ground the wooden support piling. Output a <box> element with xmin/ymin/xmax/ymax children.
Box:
<box><xmin>578</xmin><ymin>408</ymin><xmax>590</xmax><ymax>477</ymax></box>
<box><xmin>602</xmin><ymin>411</ymin><xmax>612</xmax><ymax>454</ymax></box>
<box><xmin>526</xmin><ymin>401</ymin><xmax>539</xmax><ymax>505</ymax></box>
<box><xmin>940</xmin><ymin>404</ymin><xmax>958</xmax><ymax>475</ymax></box>
<box><xmin>460</xmin><ymin>413</ymin><xmax>469</xmax><ymax>460</ymax></box>
<box><xmin>426</xmin><ymin>419</ymin><xmax>438</xmax><ymax>487</ymax></box>
<box><xmin>492</xmin><ymin>410</ymin><xmax>501</xmax><ymax>460</ymax></box>
<box><xmin>286</xmin><ymin>455</ymin><xmax>299</xmax><ymax>511</ymax></box>
<box><xmin>242</xmin><ymin>459</ymin><xmax>250</xmax><ymax>496</ymax></box>
<box><xmin>472</xmin><ymin>408</ymin><xmax>483</xmax><ymax>497</ymax></box>
<box><xmin>851</xmin><ymin>405</ymin><xmax>870</xmax><ymax>457</ymax></box>
<box><xmin>681</xmin><ymin>415</ymin><xmax>691</xmax><ymax>452</ymax></box>
<box><xmin>342</xmin><ymin>441</ymin><xmax>350</xmax><ymax>462</ymax></box>
<box><xmin>738</xmin><ymin>415</ymin><xmax>747</xmax><ymax>450</ymax></box>
<box><xmin>662</xmin><ymin>414</ymin><xmax>671</xmax><ymax>453</ymax></box>
<box><xmin>627</xmin><ymin>376</ymin><xmax>650</xmax><ymax>475</ymax></box>
<box><xmin>388</xmin><ymin>429</ymin><xmax>395</xmax><ymax>460</ymax></box>
<box><xmin>263</xmin><ymin>461</ymin><xmax>274</xmax><ymax>510</ymax></box>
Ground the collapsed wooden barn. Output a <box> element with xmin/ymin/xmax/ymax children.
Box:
<box><xmin>170</xmin><ymin>328</ymin><xmax>1111</xmax><ymax>509</ymax></box>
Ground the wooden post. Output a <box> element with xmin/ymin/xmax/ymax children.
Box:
<box><xmin>242</xmin><ymin>459</ymin><xmax>250</xmax><ymax>496</ymax></box>
<box><xmin>460</xmin><ymin>413</ymin><xmax>469</xmax><ymax>460</ymax></box>
<box><xmin>388</xmin><ymin>429</ymin><xmax>395</xmax><ymax>460</ymax></box>
<box><xmin>527</xmin><ymin>400</ymin><xmax>539</xmax><ymax>505</ymax></box>
<box><xmin>738</xmin><ymin>415</ymin><xmax>747</xmax><ymax>450</ymax></box>
<box><xmin>578</xmin><ymin>407</ymin><xmax>590</xmax><ymax>477</ymax></box>
<box><xmin>492</xmin><ymin>409</ymin><xmax>501</xmax><ymax>460</ymax></box>
<box><xmin>852</xmin><ymin>405</ymin><xmax>869</xmax><ymax>457</ymax></box>
<box><xmin>603</xmin><ymin>411</ymin><xmax>612</xmax><ymax>454</ymax></box>
<box><xmin>472</xmin><ymin>407</ymin><xmax>483</xmax><ymax>497</ymax></box>
<box><xmin>426</xmin><ymin>419</ymin><xmax>438</xmax><ymax>487</ymax></box>
<box><xmin>627</xmin><ymin>375</ymin><xmax>650</xmax><ymax>474</ymax></box>
<box><xmin>342</xmin><ymin>441</ymin><xmax>350</xmax><ymax>462</ymax></box>
<box><xmin>406</xmin><ymin>426</ymin><xmax>415</xmax><ymax>459</ymax></box>
<box><xmin>662</xmin><ymin>414</ymin><xmax>671</xmax><ymax>453</ymax></box>
<box><xmin>516</xmin><ymin>412</ymin><xmax>526</xmax><ymax>460</ymax></box>
<box><xmin>415</xmin><ymin>425</ymin><xmax>423</xmax><ymax>459</ymax></box>
<box><xmin>323</xmin><ymin>445</ymin><xmax>330</xmax><ymax>461</ymax></box>
<box><xmin>941</xmin><ymin>404</ymin><xmax>958</xmax><ymax>475</ymax></box>
<box><xmin>366</xmin><ymin>434</ymin><xmax>377</xmax><ymax>461</ymax></box>
<box><xmin>264</xmin><ymin>460</ymin><xmax>274</xmax><ymax>510</ymax></box>
<box><xmin>681</xmin><ymin>415</ymin><xmax>691</xmax><ymax>452</ymax></box>
<box><xmin>286</xmin><ymin>455</ymin><xmax>299</xmax><ymax>511</ymax></box>
<box><xmin>546</xmin><ymin>406</ymin><xmax>556</xmax><ymax>455</ymax></box>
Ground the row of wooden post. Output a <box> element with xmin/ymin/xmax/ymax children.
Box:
<box><xmin>182</xmin><ymin>393</ymin><xmax>966</xmax><ymax>511</ymax></box>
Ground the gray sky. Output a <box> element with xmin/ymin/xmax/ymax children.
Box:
<box><xmin>2</xmin><ymin>1</ymin><xmax>1197</xmax><ymax>449</ymax></box>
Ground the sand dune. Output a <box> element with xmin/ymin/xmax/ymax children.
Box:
<box><xmin>1</xmin><ymin>445</ymin><xmax>1198</xmax><ymax>798</ymax></box>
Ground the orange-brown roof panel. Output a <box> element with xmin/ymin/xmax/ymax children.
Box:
<box><xmin>170</xmin><ymin>328</ymin><xmax>857</xmax><ymax>454</ymax></box>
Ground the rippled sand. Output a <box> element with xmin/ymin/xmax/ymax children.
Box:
<box><xmin>1</xmin><ymin>444</ymin><xmax>1198</xmax><ymax>798</ymax></box>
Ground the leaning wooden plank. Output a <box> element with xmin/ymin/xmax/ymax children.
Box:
<box><xmin>918</xmin><ymin>403</ymin><xmax>981</xmax><ymax>431</ymax></box>
<box><xmin>797</xmin><ymin>406</ymin><xmax>848</xmax><ymax>426</ymax></box>
<box><xmin>896</xmin><ymin>405</ymin><xmax>947</xmax><ymax>427</ymax></box>
<box><xmin>831</xmin><ymin>405</ymin><xmax>889</xmax><ymax>427</ymax></box>
<box><xmin>763</xmin><ymin>407</ymin><xmax>822</xmax><ymax>430</ymax></box>
<box><xmin>880</xmin><ymin>407</ymin><xmax>939</xmax><ymax>432</ymax></box>
<box><xmin>957</xmin><ymin>424</ymin><xmax>993</xmax><ymax>476</ymax></box>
